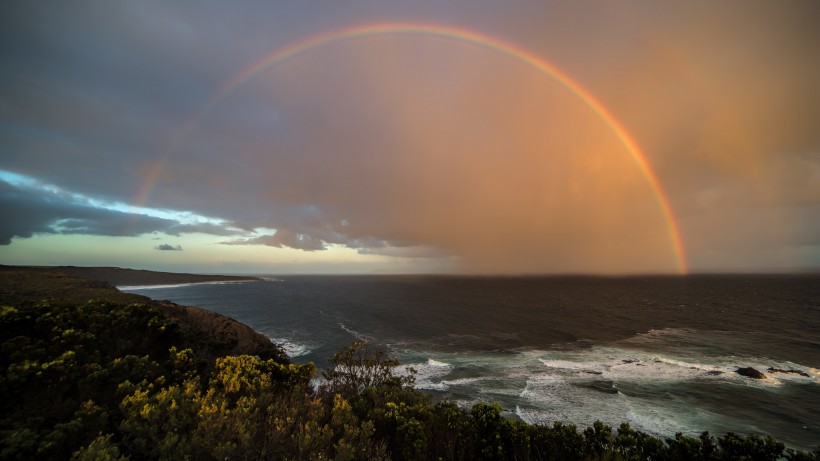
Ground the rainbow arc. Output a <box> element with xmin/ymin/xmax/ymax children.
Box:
<box><xmin>141</xmin><ymin>22</ymin><xmax>687</xmax><ymax>274</ymax></box>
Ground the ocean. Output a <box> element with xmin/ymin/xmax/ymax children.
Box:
<box><xmin>122</xmin><ymin>274</ymin><xmax>820</xmax><ymax>451</ymax></box>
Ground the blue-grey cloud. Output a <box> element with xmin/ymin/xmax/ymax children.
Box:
<box><xmin>0</xmin><ymin>179</ymin><xmax>238</xmax><ymax>244</ymax></box>
<box><xmin>155</xmin><ymin>244</ymin><xmax>182</xmax><ymax>251</ymax></box>
<box><xmin>222</xmin><ymin>230</ymin><xmax>327</xmax><ymax>252</ymax></box>
<box><xmin>167</xmin><ymin>222</ymin><xmax>243</xmax><ymax>237</ymax></box>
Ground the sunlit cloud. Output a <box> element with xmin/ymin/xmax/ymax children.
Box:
<box><xmin>0</xmin><ymin>170</ymin><xmax>245</xmax><ymax>244</ymax></box>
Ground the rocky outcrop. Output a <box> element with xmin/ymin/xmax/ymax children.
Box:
<box><xmin>767</xmin><ymin>367</ymin><xmax>810</xmax><ymax>377</ymax></box>
<box><xmin>156</xmin><ymin>300</ymin><xmax>287</xmax><ymax>363</ymax></box>
<box><xmin>735</xmin><ymin>367</ymin><xmax>767</xmax><ymax>379</ymax></box>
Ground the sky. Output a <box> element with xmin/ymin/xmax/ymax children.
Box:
<box><xmin>1</xmin><ymin>1</ymin><xmax>819</xmax><ymax>275</ymax></box>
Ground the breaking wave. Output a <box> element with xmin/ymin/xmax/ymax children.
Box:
<box><xmin>270</xmin><ymin>337</ymin><xmax>313</xmax><ymax>357</ymax></box>
<box><xmin>395</xmin><ymin>329</ymin><xmax>817</xmax><ymax>440</ymax></box>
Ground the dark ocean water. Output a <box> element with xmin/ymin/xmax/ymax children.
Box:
<box><xmin>122</xmin><ymin>275</ymin><xmax>820</xmax><ymax>451</ymax></box>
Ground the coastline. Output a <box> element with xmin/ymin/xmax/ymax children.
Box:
<box><xmin>0</xmin><ymin>267</ymin><xmax>283</xmax><ymax>362</ymax></box>
<box><xmin>2</xmin><ymin>266</ymin><xmax>818</xmax><ymax>457</ymax></box>
<box><xmin>117</xmin><ymin>279</ymin><xmax>259</xmax><ymax>290</ymax></box>
<box><xmin>0</xmin><ymin>264</ymin><xmax>261</xmax><ymax>287</ymax></box>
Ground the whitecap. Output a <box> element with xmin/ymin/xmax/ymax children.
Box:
<box><xmin>539</xmin><ymin>358</ymin><xmax>605</xmax><ymax>374</ymax></box>
<box><xmin>270</xmin><ymin>337</ymin><xmax>312</xmax><ymax>357</ymax></box>
<box><xmin>517</xmin><ymin>373</ymin><xmax>631</xmax><ymax>429</ymax></box>
<box><xmin>399</xmin><ymin>357</ymin><xmax>454</xmax><ymax>390</ymax></box>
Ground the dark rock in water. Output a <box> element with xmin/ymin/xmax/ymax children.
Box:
<box><xmin>622</xmin><ymin>359</ymin><xmax>636</xmax><ymax>364</ymax></box>
<box><xmin>705</xmin><ymin>370</ymin><xmax>723</xmax><ymax>375</ymax></box>
<box><xmin>735</xmin><ymin>367</ymin><xmax>767</xmax><ymax>379</ymax></box>
<box><xmin>767</xmin><ymin>367</ymin><xmax>810</xmax><ymax>377</ymax></box>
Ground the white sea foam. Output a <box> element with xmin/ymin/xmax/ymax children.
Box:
<box><xmin>538</xmin><ymin>359</ymin><xmax>606</xmax><ymax>374</ymax></box>
<box><xmin>624</xmin><ymin>398</ymin><xmax>715</xmax><ymax>437</ymax></box>
<box><xmin>402</xmin><ymin>357</ymin><xmax>454</xmax><ymax>390</ymax></box>
<box><xmin>338</xmin><ymin>323</ymin><xmax>371</xmax><ymax>341</ymax></box>
<box><xmin>443</xmin><ymin>376</ymin><xmax>487</xmax><ymax>386</ymax></box>
<box><xmin>270</xmin><ymin>338</ymin><xmax>312</xmax><ymax>357</ymax></box>
<box><xmin>533</xmin><ymin>345</ymin><xmax>820</xmax><ymax>389</ymax></box>
<box><xmin>399</xmin><ymin>339</ymin><xmax>819</xmax><ymax>440</ymax></box>
<box><xmin>417</xmin><ymin>376</ymin><xmax>493</xmax><ymax>392</ymax></box>
<box><xmin>517</xmin><ymin>373</ymin><xmax>631</xmax><ymax>429</ymax></box>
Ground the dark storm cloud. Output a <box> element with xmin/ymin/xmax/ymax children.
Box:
<box><xmin>167</xmin><ymin>222</ymin><xmax>243</xmax><ymax>237</ymax></box>
<box><xmin>0</xmin><ymin>179</ymin><xmax>237</xmax><ymax>244</ymax></box>
<box><xmin>155</xmin><ymin>244</ymin><xmax>182</xmax><ymax>251</ymax></box>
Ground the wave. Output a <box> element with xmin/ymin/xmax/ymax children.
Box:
<box><xmin>118</xmin><ymin>280</ymin><xmax>257</xmax><ymax>290</ymax></box>
<box><xmin>397</xmin><ymin>331</ymin><xmax>817</xmax><ymax>442</ymax></box>
<box><xmin>537</xmin><ymin>347</ymin><xmax>816</xmax><ymax>388</ymax></box>
<box><xmin>269</xmin><ymin>337</ymin><xmax>312</xmax><ymax>358</ymax></box>
<box><xmin>338</xmin><ymin>323</ymin><xmax>372</xmax><ymax>341</ymax></box>
<box><xmin>397</xmin><ymin>357</ymin><xmax>454</xmax><ymax>390</ymax></box>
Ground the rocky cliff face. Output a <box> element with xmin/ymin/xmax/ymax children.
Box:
<box><xmin>156</xmin><ymin>300</ymin><xmax>287</xmax><ymax>363</ymax></box>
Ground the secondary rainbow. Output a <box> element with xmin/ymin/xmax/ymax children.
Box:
<box><xmin>150</xmin><ymin>22</ymin><xmax>688</xmax><ymax>274</ymax></box>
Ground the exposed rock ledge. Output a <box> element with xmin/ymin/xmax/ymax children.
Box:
<box><xmin>735</xmin><ymin>367</ymin><xmax>767</xmax><ymax>379</ymax></box>
<box><xmin>155</xmin><ymin>300</ymin><xmax>286</xmax><ymax>362</ymax></box>
<box><xmin>767</xmin><ymin>367</ymin><xmax>810</xmax><ymax>377</ymax></box>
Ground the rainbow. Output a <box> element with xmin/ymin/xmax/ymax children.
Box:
<box><xmin>149</xmin><ymin>22</ymin><xmax>688</xmax><ymax>274</ymax></box>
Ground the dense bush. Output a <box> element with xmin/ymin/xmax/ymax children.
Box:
<box><xmin>0</xmin><ymin>300</ymin><xmax>189</xmax><ymax>460</ymax></box>
<box><xmin>2</xmin><ymin>299</ymin><xmax>818</xmax><ymax>460</ymax></box>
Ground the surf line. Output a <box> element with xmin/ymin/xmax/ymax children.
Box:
<box><xmin>146</xmin><ymin>22</ymin><xmax>688</xmax><ymax>274</ymax></box>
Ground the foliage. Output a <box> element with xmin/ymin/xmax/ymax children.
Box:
<box><xmin>0</xmin><ymin>299</ymin><xmax>186</xmax><ymax>460</ymax></box>
<box><xmin>320</xmin><ymin>340</ymin><xmax>415</xmax><ymax>398</ymax></box>
<box><xmin>2</xmin><ymin>293</ymin><xmax>818</xmax><ymax>460</ymax></box>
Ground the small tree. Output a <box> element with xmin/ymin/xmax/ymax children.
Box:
<box><xmin>320</xmin><ymin>341</ymin><xmax>415</xmax><ymax>399</ymax></box>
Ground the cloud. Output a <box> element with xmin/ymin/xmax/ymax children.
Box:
<box><xmin>155</xmin><ymin>244</ymin><xmax>182</xmax><ymax>251</ymax></box>
<box><xmin>167</xmin><ymin>222</ymin><xmax>245</xmax><ymax>237</ymax></box>
<box><xmin>223</xmin><ymin>230</ymin><xmax>327</xmax><ymax>251</ymax></box>
<box><xmin>0</xmin><ymin>178</ymin><xmax>240</xmax><ymax>244</ymax></box>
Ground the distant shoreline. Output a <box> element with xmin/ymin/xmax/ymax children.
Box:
<box><xmin>0</xmin><ymin>265</ymin><xmax>261</xmax><ymax>287</ymax></box>
<box><xmin>117</xmin><ymin>279</ymin><xmax>259</xmax><ymax>290</ymax></box>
